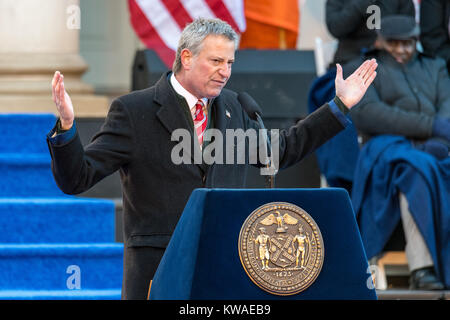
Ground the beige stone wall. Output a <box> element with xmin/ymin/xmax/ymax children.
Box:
<box><xmin>79</xmin><ymin>0</ymin><xmax>141</xmax><ymax>96</ymax></box>
<box><xmin>297</xmin><ymin>0</ymin><xmax>335</xmax><ymax>50</ymax></box>
<box><xmin>0</xmin><ymin>0</ymin><xmax>108</xmax><ymax>117</ymax></box>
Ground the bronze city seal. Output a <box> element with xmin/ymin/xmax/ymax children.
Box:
<box><xmin>238</xmin><ymin>202</ymin><xmax>324</xmax><ymax>296</ymax></box>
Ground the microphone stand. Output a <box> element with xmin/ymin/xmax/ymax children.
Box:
<box><xmin>255</xmin><ymin>113</ymin><xmax>275</xmax><ymax>189</ymax></box>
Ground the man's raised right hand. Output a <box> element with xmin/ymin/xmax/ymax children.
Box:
<box><xmin>51</xmin><ymin>71</ymin><xmax>74</xmax><ymax>130</ymax></box>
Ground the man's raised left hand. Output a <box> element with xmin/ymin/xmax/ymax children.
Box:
<box><xmin>335</xmin><ymin>59</ymin><xmax>378</xmax><ymax>109</ymax></box>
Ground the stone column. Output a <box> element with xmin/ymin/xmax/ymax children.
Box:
<box><xmin>0</xmin><ymin>0</ymin><xmax>109</xmax><ymax>117</ymax></box>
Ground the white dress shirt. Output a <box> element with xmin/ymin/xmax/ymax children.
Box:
<box><xmin>170</xmin><ymin>73</ymin><xmax>208</xmax><ymax>120</ymax></box>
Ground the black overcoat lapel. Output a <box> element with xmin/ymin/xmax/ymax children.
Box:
<box><xmin>153</xmin><ymin>73</ymin><xmax>205</xmax><ymax>173</ymax></box>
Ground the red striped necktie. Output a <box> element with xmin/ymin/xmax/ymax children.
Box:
<box><xmin>193</xmin><ymin>99</ymin><xmax>207</xmax><ymax>148</ymax></box>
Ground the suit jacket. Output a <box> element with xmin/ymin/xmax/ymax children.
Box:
<box><xmin>46</xmin><ymin>71</ymin><xmax>345</xmax><ymax>299</ymax></box>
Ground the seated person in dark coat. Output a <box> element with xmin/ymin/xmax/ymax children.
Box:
<box><xmin>348</xmin><ymin>15</ymin><xmax>450</xmax><ymax>290</ymax></box>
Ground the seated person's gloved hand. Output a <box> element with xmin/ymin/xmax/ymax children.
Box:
<box><xmin>416</xmin><ymin>138</ymin><xmax>449</xmax><ymax>160</ymax></box>
<box><xmin>432</xmin><ymin>117</ymin><xmax>450</xmax><ymax>142</ymax></box>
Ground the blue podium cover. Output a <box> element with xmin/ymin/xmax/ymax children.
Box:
<box><xmin>149</xmin><ymin>188</ymin><xmax>377</xmax><ymax>300</ymax></box>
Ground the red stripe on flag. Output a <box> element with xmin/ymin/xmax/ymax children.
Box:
<box><xmin>162</xmin><ymin>0</ymin><xmax>193</xmax><ymax>29</ymax></box>
<box><xmin>128</xmin><ymin>0</ymin><xmax>175</xmax><ymax>68</ymax></box>
<box><xmin>204</xmin><ymin>0</ymin><xmax>240</xmax><ymax>32</ymax></box>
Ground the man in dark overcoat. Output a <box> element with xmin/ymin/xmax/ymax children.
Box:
<box><xmin>48</xmin><ymin>18</ymin><xmax>377</xmax><ymax>299</ymax></box>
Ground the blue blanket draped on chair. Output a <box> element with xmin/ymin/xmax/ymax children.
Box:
<box><xmin>352</xmin><ymin>135</ymin><xmax>450</xmax><ymax>288</ymax></box>
<box><xmin>307</xmin><ymin>68</ymin><xmax>360</xmax><ymax>190</ymax></box>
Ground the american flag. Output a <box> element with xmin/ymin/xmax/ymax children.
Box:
<box><xmin>128</xmin><ymin>0</ymin><xmax>246</xmax><ymax>68</ymax></box>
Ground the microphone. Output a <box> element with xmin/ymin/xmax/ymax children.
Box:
<box><xmin>237</xmin><ymin>92</ymin><xmax>263</xmax><ymax>121</ymax></box>
<box><xmin>237</xmin><ymin>92</ymin><xmax>275</xmax><ymax>188</ymax></box>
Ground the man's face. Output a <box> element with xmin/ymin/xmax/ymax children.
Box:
<box><xmin>181</xmin><ymin>35</ymin><xmax>235</xmax><ymax>99</ymax></box>
<box><xmin>380</xmin><ymin>38</ymin><xmax>416</xmax><ymax>64</ymax></box>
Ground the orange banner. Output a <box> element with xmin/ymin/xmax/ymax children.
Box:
<box><xmin>239</xmin><ymin>0</ymin><xmax>299</xmax><ymax>49</ymax></box>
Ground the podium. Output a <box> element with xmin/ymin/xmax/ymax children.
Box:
<box><xmin>149</xmin><ymin>188</ymin><xmax>377</xmax><ymax>300</ymax></box>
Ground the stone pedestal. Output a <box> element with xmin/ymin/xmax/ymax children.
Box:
<box><xmin>0</xmin><ymin>0</ymin><xmax>109</xmax><ymax>117</ymax></box>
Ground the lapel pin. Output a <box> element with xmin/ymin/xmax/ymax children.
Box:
<box><xmin>226</xmin><ymin>110</ymin><xmax>231</xmax><ymax>118</ymax></box>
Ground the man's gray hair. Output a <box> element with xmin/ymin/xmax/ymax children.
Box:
<box><xmin>172</xmin><ymin>18</ymin><xmax>238</xmax><ymax>74</ymax></box>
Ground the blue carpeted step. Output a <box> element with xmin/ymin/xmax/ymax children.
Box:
<box><xmin>0</xmin><ymin>114</ymin><xmax>123</xmax><ymax>300</ymax></box>
<box><xmin>0</xmin><ymin>289</ymin><xmax>121</xmax><ymax>300</ymax></box>
<box><xmin>0</xmin><ymin>153</ymin><xmax>64</xmax><ymax>197</ymax></box>
<box><xmin>0</xmin><ymin>113</ymin><xmax>56</xmax><ymax>154</ymax></box>
<box><xmin>0</xmin><ymin>244</ymin><xmax>123</xmax><ymax>291</ymax></box>
<box><xmin>0</xmin><ymin>197</ymin><xmax>116</xmax><ymax>243</ymax></box>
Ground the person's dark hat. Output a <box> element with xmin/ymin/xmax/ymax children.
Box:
<box><xmin>377</xmin><ymin>15</ymin><xmax>420</xmax><ymax>40</ymax></box>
